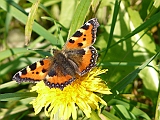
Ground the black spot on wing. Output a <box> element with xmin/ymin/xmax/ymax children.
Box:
<box><xmin>21</xmin><ymin>68</ymin><xmax>27</xmax><ymax>75</ymax></box>
<box><xmin>69</xmin><ymin>39</ymin><xmax>75</xmax><ymax>43</ymax></box>
<box><xmin>77</xmin><ymin>43</ymin><xmax>83</xmax><ymax>47</ymax></box>
<box><xmin>42</xmin><ymin>69</ymin><xmax>47</xmax><ymax>73</ymax></box>
<box><xmin>29</xmin><ymin>63</ymin><xmax>37</xmax><ymax>71</ymax></box>
<box><xmin>73</xmin><ymin>31</ymin><xmax>83</xmax><ymax>37</ymax></box>
<box><xmin>40</xmin><ymin>60</ymin><xmax>44</xmax><ymax>65</ymax></box>
<box><xmin>81</xmin><ymin>24</ymin><xmax>89</xmax><ymax>30</ymax></box>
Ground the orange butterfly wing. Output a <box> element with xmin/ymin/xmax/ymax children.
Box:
<box><xmin>64</xmin><ymin>18</ymin><xmax>99</xmax><ymax>49</ymax></box>
<box><xmin>13</xmin><ymin>59</ymin><xmax>52</xmax><ymax>83</ymax></box>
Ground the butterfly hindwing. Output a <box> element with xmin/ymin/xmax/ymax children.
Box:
<box><xmin>78</xmin><ymin>46</ymin><xmax>98</xmax><ymax>75</ymax></box>
<box><xmin>65</xmin><ymin>46</ymin><xmax>98</xmax><ymax>76</ymax></box>
<box><xmin>44</xmin><ymin>74</ymin><xmax>75</xmax><ymax>89</ymax></box>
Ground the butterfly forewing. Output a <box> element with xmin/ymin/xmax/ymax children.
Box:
<box><xmin>13</xmin><ymin>59</ymin><xmax>52</xmax><ymax>83</ymax></box>
<box><xmin>64</xmin><ymin>18</ymin><xmax>99</xmax><ymax>49</ymax></box>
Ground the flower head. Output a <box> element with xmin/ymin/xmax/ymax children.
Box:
<box><xmin>30</xmin><ymin>68</ymin><xmax>112</xmax><ymax>120</ymax></box>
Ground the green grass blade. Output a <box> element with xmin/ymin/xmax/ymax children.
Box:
<box><xmin>155</xmin><ymin>91</ymin><xmax>160</xmax><ymax>120</ymax></box>
<box><xmin>102</xmin><ymin>110</ymin><xmax>120</xmax><ymax>120</ymax></box>
<box><xmin>25</xmin><ymin>0</ymin><xmax>41</xmax><ymax>45</ymax></box>
<box><xmin>100</xmin><ymin>0</ymin><xmax>121</xmax><ymax>64</ymax></box>
<box><xmin>110</xmin><ymin>11</ymin><xmax>160</xmax><ymax>48</ymax></box>
<box><xmin>0</xmin><ymin>81</ymin><xmax>18</xmax><ymax>89</ymax></box>
<box><xmin>109</xmin><ymin>99</ymin><xmax>151</xmax><ymax>119</ymax></box>
<box><xmin>0</xmin><ymin>92</ymin><xmax>37</xmax><ymax>101</ymax></box>
<box><xmin>68</xmin><ymin>0</ymin><xmax>92</xmax><ymax>38</ymax></box>
<box><xmin>0</xmin><ymin>48</ymin><xmax>28</xmax><ymax>61</ymax></box>
<box><xmin>41</xmin><ymin>16</ymin><xmax>65</xmax><ymax>47</ymax></box>
<box><xmin>105</xmin><ymin>51</ymin><xmax>160</xmax><ymax>101</ymax></box>
<box><xmin>0</xmin><ymin>105</ymin><xmax>31</xmax><ymax>120</ymax></box>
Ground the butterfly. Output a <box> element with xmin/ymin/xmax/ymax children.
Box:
<box><xmin>13</xmin><ymin>18</ymin><xmax>99</xmax><ymax>90</ymax></box>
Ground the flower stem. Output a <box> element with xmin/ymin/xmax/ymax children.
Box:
<box><xmin>90</xmin><ymin>110</ymin><xmax>101</xmax><ymax>120</ymax></box>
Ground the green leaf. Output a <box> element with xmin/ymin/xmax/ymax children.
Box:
<box><xmin>0</xmin><ymin>92</ymin><xmax>37</xmax><ymax>101</ymax></box>
<box><xmin>68</xmin><ymin>0</ymin><xmax>92</xmax><ymax>38</ymax></box>
<box><xmin>25</xmin><ymin>0</ymin><xmax>41</xmax><ymax>45</ymax></box>
<box><xmin>0</xmin><ymin>48</ymin><xmax>28</xmax><ymax>61</ymax></box>
<box><xmin>111</xmin><ymin>11</ymin><xmax>160</xmax><ymax>48</ymax></box>
<box><xmin>0</xmin><ymin>105</ymin><xmax>31</xmax><ymax>120</ymax></box>
<box><xmin>102</xmin><ymin>110</ymin><xmax>120</xmax><ymax>120</ymax></box>
<box><xmin>109</xmin><ymin>99</ymin><xmax>151</xmax><ymax>120</ymax></box>
<box><xmin>105</xmin><ymin>52</ymin><xmax>160</xmax><ymax>101</ymax></box>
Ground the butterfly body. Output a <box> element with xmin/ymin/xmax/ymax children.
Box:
<box><xmin>13</xmin><ymin>18</ymin><xmax>99</xmax><ymax>90</ymax></box>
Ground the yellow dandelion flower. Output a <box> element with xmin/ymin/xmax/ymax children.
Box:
<box><xmin>30</xmin><ymin>67</ymin><xmax>112</xmax><ymax>120</ymax></box>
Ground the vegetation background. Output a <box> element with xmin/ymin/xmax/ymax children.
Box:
<box><xmin>0</xmin><ymin>0</ymin><xmax>160</xmax><ymax>119</ymax></box>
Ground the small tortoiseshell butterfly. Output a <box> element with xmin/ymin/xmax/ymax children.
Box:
<box><xmin>13</xmin><ymin>18</ymin><xmax>99</xmax><ymax>90</ymax></box>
